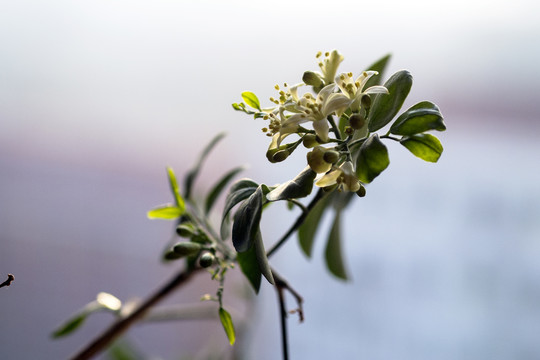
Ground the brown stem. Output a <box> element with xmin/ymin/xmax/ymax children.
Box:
<box><xmin>0</xmin><ymin>274</ymin><xmax>14</xmax><ymax>288</ymax></box>
<box><xmin>70</xmin><ymin>268</ymin><xmax>200</xmax><ymax>360</ymax></box>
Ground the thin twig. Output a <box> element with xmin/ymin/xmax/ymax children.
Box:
<box><xmin>275</xmin><ymin>284</ymin><xmax>289</xmax><ymax>360</ymax></box>
<box><xmin>273</xmin><ymin>271</ymin><xmax>304</xmax><ymax>323</ymax></box>
<box><xmin>70</xmin><ymin>268</ymin><xmax>200</xmax><ymax>360</ymax></box>
<box><xmin>0</xmin><ymin>274</ymin><xmax>14</xmax><ymax>288</ymax></box>
<box><xmin>267</xmin><ymin>188</ymin><xmax>325</xmax><ymax>258</ymax></box>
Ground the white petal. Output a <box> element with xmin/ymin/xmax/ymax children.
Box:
<box><xmin>315</xmin><ymin>169</ymin><xmax>341</xmax><ymax>187</ymax></box>
<box><xmin>364</xmin><ymin>85</ymin><xmax>389</xmax><ymax>94</ymax></box>
<box><xmin>356</xmin><ymin>71</ymin><xmax>378</xmax><ymax>91</ymax></box>
<box><xmin>289</xmin><ymin>83</ymin><xmax>304</xmax><ymax>102</ymax></box>
<box><xmin>312</xmin><ymin>118</ymin><xmax>330</xmax><ymax>143</ymax></box>
<box><xmin>317</xmin><ymin>84</ymin><xmax>336</xmax><ymax>104</ymax></box>
<box><xmin>322</xmin><ymin>93</ymin><xmax>351</xmax><ymax>116</ymax></box>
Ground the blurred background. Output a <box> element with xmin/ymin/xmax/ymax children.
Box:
<box><xmin>1</xmin><ymin>0</ymin><xmax>540</xmax><ymax>359</ymax></box>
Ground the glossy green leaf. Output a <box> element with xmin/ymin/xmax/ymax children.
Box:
<box><xmin>232</xmin><ymin>185</ymin><xmax>263</xmax><ymax>252</ymax></box>
<box><xmin>266</xmin><ymin>166</ymin><xmax>317</xmax><ymax>201</ymax></box>
<box><xmin>390</xmin><ymin>101</ymin><xmax>446</xmax><ymax>136</ymax></box>
<box><xmin>205</xmin><ymin>166</ymin><xmax>244</xmax><ymax>214</ymax></box>
<box><xmin>237</xmin><ymin>240</ymin><xmax>262</xmax><ymax>293</ymax></box>
<box><xmin>368</xmin><ymin>70</ymin><xmax>413</xmax><ymax>132</ymax></box>
<box><xmin>184</xmin><ymin>133</ymin><xmax>226</xmax><ymax>199</ymax></box>
<box><xmin>166</xmin><ymin>167</ymin><xmax>185</xmax><ymax>213</ymax></box>
<box><xmin>363</xmin><ymin>53</ymin><xmax>391</xmax><ymax>89</ymax></box>
<box><xmin>400</xmin><ymin>133</ymin><xmax>443</xmax><ymax>162</ymax></box>
<box><xmin>52</xmin><ymin>312</ymin><xmax>87</xmax><ymax>338</ymax></box>
<box><xmin>298</xmin><ymin>194</ymin><xmax>330</xmax><ymax>258</ymax></box>
<box><xmin>356</xmin><ymin>134</ymin><xmax>390</xmax><ymax>183</ymax></box>
<box><xmin>147</xmin><ymin>204</ymin><xmax>183</xmax><ymax>220</ymax></box>
<box><xmin>325</xmin><ymin>211</ymin><xmax>348</xmax><ymax>280</ymax></box>
<box><xmin>219</xmin><ymin>307</ymin><xmax>236</xmax><ymax>345</ymax></box>
<box><xmin>241</xmin><ymin>91</ymin><xmax>261</xmax><ymax>111</ymax></box>
<box><xmin>221</xmin><ymin>179</ymin><xmax>259</xmax><ymax>239</ymax></box>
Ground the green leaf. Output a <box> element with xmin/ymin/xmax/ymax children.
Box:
<box><xmin>253</xmin><ymin>230</ymin><xmax>274</xmax><ymax>285</ymax></box>
<box><xmin>325</xmin><ymin>211</ymin><xmax>348</xmax><ymax>280</ymax></box>
<box><xmin>241</xmin><ymin>91</ymin><xmax>261</xmax><ymax>111</ymax></box>
<box><xmin>166</xmin><ymin>167</ymin><xmax>185</xmax><ymax>212</ymax></box>
<box><xmin>356</xmin><ymin>134</ymin><xmax>390</xmax><ymax>183</ymax></box>
<box><xmin>52</xmin><ymin>293</ymin><xmax>118</xmax><ymax>338</ymax></box>
<box><xmin>147</xmin><ymin>204</ymin><xmax>183</xmax><ymax>220</ymax></box>
<box><xmin>232</xmin><ymin>185</ymin><xmax>263</xmax><ymax>252</ymax></box>
<box><xmin>221</xmin><ymin>179</ymin><xmax>259</xmax><ymax>239</ymax></box>
<box><xmin>400</xmin><ymin>133</ymin><xmax>443</xmax><ymax>162</ymax></box>
<box><xmin>363</xmin><ymin>53</ymin><xmax>391</xmax><ymax>89</ymax></box>
<box><xmin>52</xmin><ymin>312</ymin><xmax>87</xmax><ymax>338</ymax></box>
<box><xmin>237</xmin><ymin>240</ymin><xmax>262</xmax><ymax>293</ymax></box>
<box><xmin>298</xmin><ymin>194</ymin><xmax>330</xmax><ymax>258</ymax></box>
<box><xmin>390</xmin><ymin>101</ymin><xmax>446</xmax><ymax>136</ymax></box>
<box><xmin>368</xmin><ymin>70</ymin><xmax>413</xmax><ymax>132</ymax></box>
<box><xmin>219</xmin><ymin>307</ymin><xmax>236</xmax><ymax>345</ymax></box>
<box><xmin>184</xmin><ymin>133</ymin><xmax>226</xmax><ymax>199</ymax></box>
<box><xmin>266</xmin><ymin>166</ymin><xmax>317</xmax><ymax>201</ymax></box>
<box><xmin>205</xmin><ymin>166</ymin><xmax>244</xmax><ymax>214</ymax></box>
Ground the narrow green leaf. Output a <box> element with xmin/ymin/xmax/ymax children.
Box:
<box><xmin>390</xmin><ymin>101</ymin><xmax>446</xmax><ymax>136</ymax></box>
<box><xmin>184</xmin><ymin>133</ymin><xmax>226</xmax><ymax>199</ymax></box>
<box><xmin>221</xmin><ymin>179</ymin><xmax>259</xmax><ymax>240</ymax></box>
<box><xmin>266</xmin><ymin>166</ymin><xmax>317</xmax><ymax>201</ymax></box>
<box><xmin>237</xmin><ymin>240</ymin><xmax>262</xmax><ymax>293</ymax></box>
<box><xmin>363</xmin><ymin>53</ymin><xmax>391</xmax><ymax>89</ymax></box>
<box><xmin>368</xmin><ymin>70</ymin><xmax>413</xmax><ymax>132</ymax></box>
<box><xmin>232</xmin><ymin>185</ymin><xmax>263</xmax><ymax>252</ymax></box>
<box><xmin>219</xmin><ymin>308</ymin><xmax>236</xmax><ymax>345</ymax></box>
<box><xmin>325</xmin><ymin>211</ymin><xmax>348</xmax><ymax>280</ymax></box>
<box><xmin>400</xmin><ymin>133</ymin><xmax>443</xmax><ymax>162</ymax></box>
<box><xmin>356</xmin><ymin>134</ymin><xmax>390</xmax><ymax>183</ymax></box>
<box><xmin>205</xmin><ymin>166</ymin><xmax>244</xmax><ymax>214</ymax></box>
<box><xmin>241</xmin><ymin>91</ymin><xmax>261</xmax><ymax>111</ymax></box>
<box><xmin>298</xmin><ymin>194</ymin><xmax>330</xmax><ymax>258</ymax></box>
<box><xmin>147</xmin><ymin>204</ymin><xmax>183</xmax><ymax>220</ymax></box>
<box><xmin>52</xmin><ymin>313</ymin><xmax>87</xmax><ymax>338</ymax></box>
<box><xmin>166</xmin><ymin>167</ymin><xmax>185</xmax><ymax>213</ymax></box>
<box><xmin>253</xmin><ymin>230</ymin><xmax>274</xmax><ymax>285</ymax></box>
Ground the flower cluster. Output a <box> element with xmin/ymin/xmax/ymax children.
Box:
<box><xmin>234</xmin><ymin>50</ymin><xmax>389</xmax><ymax>194</ymax></box>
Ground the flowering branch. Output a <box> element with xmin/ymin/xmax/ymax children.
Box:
<box><xmin>54</xmin><ymin>50</ymin><xmax>446</xmax><ymax>360</ymax></box>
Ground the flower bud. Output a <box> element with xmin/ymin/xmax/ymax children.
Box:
<box><xmin>176</xmin><ymin>223</ymin><xmax>195</xmax><ymax>238</ymax></box>
<box><xmin>302</xmin><ymin>133</ymin><xmax>318</xmax><ymax>148</ymax></box>
<box><xmin>307</xmin><ymin>146</ymin><xmax>332</xmax><ymax>173</ymax></box>
<box><xmin>361</xmin><ymin>94</ymin><xmax>371</xmax><ymax>109</ymax></box>
<box><xmin>199</xmin><ymin>252</ymin><xmax>215</xmax><ymax>268</ymax></box>
<box><xmin>356</xmin><ymin>184</ymin><xmax>366</xmax><ymax>197</ymax></box>
<box><xmin>323</xmin><ymin>150</ymin><xmax>340</xmax><ymax>164</ymax></box>
<box><xmin>272</xmin><ymin>150</ymin><xmax>289</xmax><ymax>162</ymax></box>
<box><xmin>349</xmin><ymin>113</ymin><xmax>366</xmax><ymax>130</ymax></box>
<box><xmin>173</xmin><ymin>242</ymin><xmax>201</xmax><ymax>257</ymax></box>
<box><xmin>302</xmin><ymin>71</ymin><xmax>324</xmax><ymax>88</ymax></box>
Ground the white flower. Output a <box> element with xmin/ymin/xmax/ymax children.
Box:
<box><xmin>335</xmin><ymin>71</ymin><xmax>389</xmax><ymax>111</ymax></box>
<box><xmin>317</xmin><ymin>50</ymin><xmax>345</xmax><ymax>85</ymax></box>
<box><xmin>284</xmin><ymin>84</ymin><xmax>350</xmax><ymax>142</ymax></box>
<box><xmin>315</xmin><ymin>161</ymin><xmax>361</xmax><ymax>192</ymax></box>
